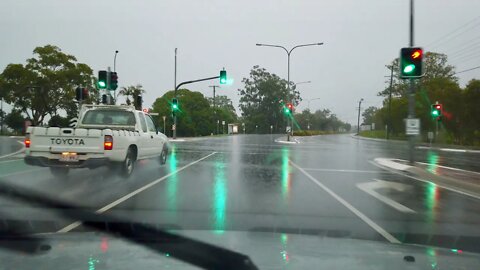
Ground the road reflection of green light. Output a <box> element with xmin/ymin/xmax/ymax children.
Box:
<box><xmin>166</xmin><ymin>146</ymin><xmax>178</xmax><ymax>219</ymax></box>
<box><xmin>280</xmin><ymin>234</ymin><xmax>290</xmax><ymax>263</ymax></box>
<box><xmin>88</xmin><ymin>256</ymin><xmax>99</xmax><ymax>270</ymax></box>
<box><xmin>426</xmin><ymin>247</ymin><xmax>437</xmax><ymax>269</ymax></box>
<box><xmin>213</xmin><ymin>161</ymin><xmax>227</xmax><ymax>233</ymax></box>
<box><xmin>281</xmin><ymin>148</ymin><xmax>291</xmax><ymax>200</ymax></box>
<box><xmin>425</xmin><ymin>182</ymin><xmax>439</xmax><ymax>223</ymax></box>
<box><xmin>426</xmin><ymin>151</ymin><xmax>439</xmax><ymax>174</ymax></box>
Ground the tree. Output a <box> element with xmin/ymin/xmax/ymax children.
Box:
<box><xmin>207</xmin><ymin>95</ymin><xmax>236</xmax><ymax>115</ymax></box>
<box><xmin>362</xmin><ymin>106</ymin><xmax>378</xmax><ymax>125</ymax></box>
<box><xmin>238</xmin><ymin>66</ymin><xmax>301</xmax><ymax>133</ymax></box>
<box><xmin>48</xmin><ymin>115</ymin><xmax>70</xmax><ymax>127</ymax></box>
<box><xmin>119</xmin><ymin>84</ymin><xmax>146</xmax><ymax>109</ymax></box>
<box><xmin>5</xmin><ymin>110</ymin><xmax>25</xmax><ymax>134</ymax></box>
<box><xmin>0</xmin><ymin>45</ymin><xmax>95</xmax><ymax>125</ymax></box>
<box><xmin>462</xmin><ymin>79</ymin><xmax>480</xmax><ymax>145</ymax></box>
<box><xmin>151</xmin><ymin>89</ymin><xmax>233</xmax><ymax>137</ymax></box>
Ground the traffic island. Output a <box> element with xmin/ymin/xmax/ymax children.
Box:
<box><xmin>274</xmin><ymin>136</ymin><xmax>299</xmax><ymax>144</ymax></box>
<box><xmin>374</xmin><ymin>158</ymin><xmax>480</xmax><ymax>199</ymax></box>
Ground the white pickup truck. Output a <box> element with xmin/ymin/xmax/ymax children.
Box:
<box><xmin>24</xmin><ymin>104</ymin><xmax>169</xmax><ymax>178</ymax></box>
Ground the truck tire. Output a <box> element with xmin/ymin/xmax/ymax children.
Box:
<box><xmin>50</xmin><ymin>167</ymin><xmax>69</xmax><ymax>178</ymax></box>
<box><xmin>160</xmin><ymin>146</ymin><xmax>168</xmax><ymax>165</ymax></box>
<box><xmin>120</xmin><ymin>147</ymin><xmax>136</xmax><ymax>178</ymax></box>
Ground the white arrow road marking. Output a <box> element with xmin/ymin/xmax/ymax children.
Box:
<box><xmin>357</xmin><ymin>179</ymin><xmax>416</xmax><ymax>213</ymax></box>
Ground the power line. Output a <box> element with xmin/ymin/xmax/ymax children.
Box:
<box><xmin>426</xmin><ymin>15</ymin><xmax>480</xmax><ymax>48</ymax></box>
<box><xmin>451</xmin><ymin>50</ymin><xmax>480</xmax><ymax>63</ymax></box>
<box><xmin>432</xmin><ymin>22</ymin><xmax>480</xmax><ymax>50</ymax></box>
<box><xmin>446</xmin><ymin>40</ymin><xmax>480</xmax><ymax>58</ymax></box>
<box><xmin>448</xmin><ymin>46</ymin><xmax>480</xmax><ymax>60</ymax></box>
<box><xmin>454</xmin><ymin>65</ymin><xmax>480</xmax><ymax>75</ymax></box>
<box><xmin>441</xmin><ymin>35</ymin><xmax>480</xmax><ymax>53</ymax></box>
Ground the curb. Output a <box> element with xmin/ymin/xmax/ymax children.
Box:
<box><xmin>373</xmin><ymin>158</ymin><xmax>480</xmax><ymax>200</ymax></box>
<box><xmin>274</xmin><ymin>137</ymin><xmax>300</xmax><ymax>144</ymax></box>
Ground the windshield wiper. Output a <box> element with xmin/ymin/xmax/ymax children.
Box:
<box><xmin>0</xmin><ymin>181</ymin><xmax>258</xmax><ymax>270</ymax></box>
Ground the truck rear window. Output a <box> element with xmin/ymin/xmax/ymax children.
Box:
<box><xmin>82</xmin><ymin>110</ymin><xmax>136</xmax><ymax>126</ymax></box>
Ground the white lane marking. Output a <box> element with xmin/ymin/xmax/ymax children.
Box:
<box><xmin>0</xmin><ymin>147</ymin><xmax>25</xmax><ymax>160</ymax></box>
<box><xmin>57</xmin><ymin>152</ymin><xmax>217</xmax><ymax>233</ymax></box>
<box><xmin>374</xmin><ymin>158</ymin><xmax>411</xmax><ymax>171</ymax></box>
<box><xmin>440</xmin><ymin>148</ymin><xmax>466</xmax><ymax>153</ymax></box>
<box><xmin>290</xmin><ymin>160</ymin><xmax>401</xmax><ymax>244</ymax></box>
<box><xmin>415</xmin><ymin>161</ymin><xmax>480</xmax><ymax>176</ymax></box>
<box><xmin>303</xmin><ymin>168</ymin><xmax>380</xmax><ymax>173</ymax></box>
<box><xmin>369</xmin><ymin>160</ymin><xmax>480</xmax><ymax>201</ymax></box>
<box><xmin>357</xmin><ymin>179</ymin><xmax>416</xmax><ymax>213</ymax></box>
<box><xmin>290</xmin><ymin>161</ymin><xmax>401</xmax><ymax>244</ymax></box>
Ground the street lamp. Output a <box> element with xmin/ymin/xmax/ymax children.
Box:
<box><xmin>357</xmin><ymin>98</ymin><xmax>364</xmax><ymax>135</ymax></box>
<box><xmin>114</xmin><ymin>50</ymin><xmax>119</xmax><ymax>72</ymax></box>
<box><xmin>256</xmin><ymin>42</ymin><xmax>324</xmax><ymax>140</ymax></box>
<box><xmin>113</xmin><ymin>50</ymin><xmax>119</xmax><ymax>102</ymax></box>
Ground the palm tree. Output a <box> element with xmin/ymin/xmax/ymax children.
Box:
<box><xmin>119</xmin><ymin>84</ymin><xmax>145</xmax><ymax>108</ymax></box>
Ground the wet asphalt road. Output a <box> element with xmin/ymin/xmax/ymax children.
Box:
<box><xmin>0</xmin><ymin>136</ymin><xmax>22</xmax><ymax>157</ymax></box>
<box><xmin>1</xmin><ymin>134</ymin><xmax>480</xmax><ymax>253</ymax></box>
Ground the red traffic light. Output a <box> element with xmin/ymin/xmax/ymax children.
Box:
<box><xmin>142</xmin><ymin>108</ymin><xmax>149</xmax><ymax>113</ymax></box>
<box><xmin>287</xmin><ymin>103</ymin><xmax>293</xmax><ymax>110</ymax></box>
<box><xmin>435</xmin><ymin>104</ymin><xmax>441</xmax><ymax>110</ymax></box>
<box><xmin>411</xmin><ymin>49</ymin><xmax>422</xmax><ymax>59</ymax></box>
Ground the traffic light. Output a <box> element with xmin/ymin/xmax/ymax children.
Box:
<box><xmin>431</xmin><ymin>103</ymin><xmax>442</xmax><ymax>118</ymax></box>
<box><xmin>220</xmin><ymin>70</ymin><xmax>227</xmax><ymax>84</ymax></box>
<box><xmin>98</xmin><ymin>70</ymin><xmax>107</xmax><ymax>89</ymax></box>
<box><xmin>135</xmin><ymin>95</ymin><xmax>142</xmax><ymax>110</ymax></box>
<box><xmin>400</xmin><ymin>47</ymin><xmax>424</xmax><ymax>78</ymax></box>
<box><xmin>110</xmin><ymin>72</ymin><xmax>118</xmax><ymax>90</ymax></box>
<box><xmin>75</xmin><ymin>87</ymin><xmax>89</xmax><ymax>101</ymax></box>
<box><xmin>284</xmin><ymin>103</ymin><xmax>293</xmax><ymax>114</ymax></box>
<box><xmin>102</xmin><ymin>94</ymin><xmax>108</xmax><ymax>104</ymax></box>
<box><xmin>172</xmin><ymin>98</ymin><xmax>179</xmax><ymax>111</ymax></box>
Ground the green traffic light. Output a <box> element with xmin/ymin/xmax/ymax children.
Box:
<box><xmin>98</xmin><ymin>81</ymin><xmax>106</xmax><ymax>88</ymax></box>
<box><xmin>432</xmin><ymin>110</ymin><xmax>439</xmax><ymax>116</ymax></box>
<box><xmin>404</xmin><ymin>64</ymin><xmax>415</xmax><ymax>73</ymax></box>
<box><xmin>220</xmin><ymin>70</ymin><xmax>227</xmax><ymax>84</ymax></box>
<box><xmin>173</xmin><ymin>104</ymin><xmax>178</xmax><ymax>110</ymax></box>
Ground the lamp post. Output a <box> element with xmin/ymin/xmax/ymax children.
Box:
<box><xmin>256</xmin><ymin>42</ymin><xmax>324</xmax><ymax>141</ymax></box>
<box><xmin>357</xmin><ymin>98</ymin><xmax>364</xmax><ymax>135</ymax></box>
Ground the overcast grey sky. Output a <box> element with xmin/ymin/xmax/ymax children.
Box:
<box><xmin>1</xmin><ymin>0</ymin><xmax>479</xmax><ymax>124</ymax></box>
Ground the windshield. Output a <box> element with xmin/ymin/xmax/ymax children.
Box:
<box><xmin>82</xmin><ymin>110</ymin><xmax>135</xmax><ymax>126</ymax></box>
<box><xmin>0</xmin><ymin>0</ymin><xmax>480</xmax><ymax>269</ymax></box>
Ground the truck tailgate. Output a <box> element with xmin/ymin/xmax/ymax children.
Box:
<box><xmin>29</xmin><ymin>127</ymin><xmax>104</xmax><ymax>153</ymax></box>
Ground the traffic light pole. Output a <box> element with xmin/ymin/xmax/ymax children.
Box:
<box><xmin>173</xmin><ymin>76</ymin><xmax>220</xmax><ymax>139</ymax></box>
<box><xmin>407</xmin><ymin>0</ymin><xmax>416</xmax><ymax>165</ymax></box>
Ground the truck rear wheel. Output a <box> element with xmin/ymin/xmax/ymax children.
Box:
<box><xmin>160</xmin><ymin>146</ymin><xmax>168</xmax><ymax>165</ymax></box>
<box><xmin>50</xmin><ymin>167</ymin><xmax>69</xmax><ymax>178</ymax></box>
<box><xmin>120</xmin><ymin>147</ymin><xmax>136</xmax><ymax>178</ymax></box>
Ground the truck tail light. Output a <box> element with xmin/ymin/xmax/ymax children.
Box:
<box><xmin>25</xmin><ymin>134</ymin><xmax>31</xmax><ymax>148</ymax></box>
<box><xmin>104</xmin><ymin>135</ymin><xmax>113</xmax><ymax>150</ymax></box>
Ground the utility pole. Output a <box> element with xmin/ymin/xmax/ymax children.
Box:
<box><xmin>387</xmin><ymin>65</ymin><xmax>393</xmax><ymax>140</ymax></box>
<box><xmin>0</xmin><ymin>97</ymin><xmax>3</xmax><ymax>135</ymax></box>
<box><xmin>209</xmin><ymin>85</ymin><xmax>219</xmax><ymax>134</ymax></box>
<box><xmin>357</xmin><ymin>98</ymin><xmax>364</xmax><ymax>135</ymax></box>
<box><xmin>113</xmin><ymin>50</ymin><xmax>119</xmax><ymax>102</ymax></box>
<box><xmin>173</xmin><ymin>48</ymin><xmax>178</xmax><ymax>139</ymax></box>
<box><xmin>407</xmin><ymin>0</ymin><xmax>416</xmax><ymax>164</ymax></box>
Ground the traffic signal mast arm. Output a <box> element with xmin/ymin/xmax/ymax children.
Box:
<box><xmin>175</xmin><ymin>76</ymin><xmax>220</xmax><ymax>91</ymax></box>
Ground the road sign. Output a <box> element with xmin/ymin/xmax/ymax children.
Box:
<box><xmin>172</xmin><ymin>124</ymin><xmax>176</xmax><ymax>131</ymax></box>
<box><xmin>405</xmin><ymin>118</ymin><xmax>420</xmax><ymax>135</ymax></box>
<box><xmin>427</xmin><ymin>132</ymin><xmax>434</xmax><ymax>140</ymax></box>
<box><xmin>286</xmin><ymin>126</ymin><xmax>291</xmax><ymax>133</ymax></box>
<box><xmin>222</xmin><ymin>121</ymin><xmax>225</xmax><ymax>125</ymax></box>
